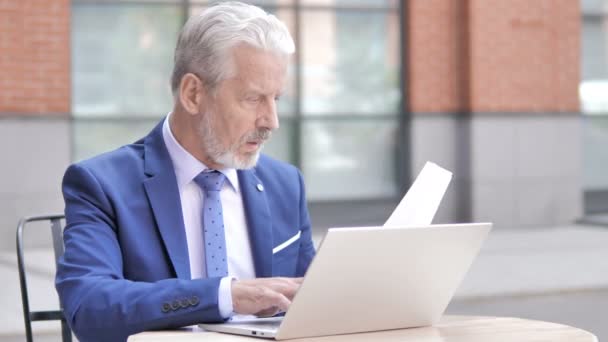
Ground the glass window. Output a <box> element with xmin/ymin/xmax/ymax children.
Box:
<box><xmin>298</xmin><ymin>5</ymin><xmax>401</xmax><ymax>200</ymax></box>
<box><xmin>263</xmin><ymin>119</ymin><xmax>294</xmax><ymax>164</ymax></box>
<box><xmin>72</xmin><ymin>3</ymin><xmax>181</xmax><ymax>117</ymax></box>
<box><xmin>301</xmin><ymin>0</ymin><xmax>397</xmax><ymax>8</ymax></box>
<box><xmin>71</xmin><ymin>0</ymin><xmax>404</xmax><ymax>201</ymax></box>
<box><xmin>191</xmin><ymin>0</ymin><xmax>294</xmax><ymax>6</ymax></box>
<box><xmin>580</xmin><ymin>0</ymin><xmax>608</xmax><ymax>113</ymax></box>
<box><xmin>302</xmin><ymin>120</ymin><xmax>398</xmax><ymax>200</ymax></box>
<box><xmin>580</xmin><ymin>0</ymin><xmax>608</xmax><ymax>213</ymax></box>
<box><xmin>301</xmin><ymin>10</ymin><xmax>400</xmax><ymax>115</ymax></box>
<box><xmin>581</xmin><ymin>0</ymin><xmax>608</xmax><ymax>14</ymax></box>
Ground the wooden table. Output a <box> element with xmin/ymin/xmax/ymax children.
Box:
<box><xmin>128</xmin><ymin>315</ymin><xmax>598</xmax><ymax>341</ymax></box>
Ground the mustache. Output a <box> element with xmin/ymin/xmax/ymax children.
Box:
<box><xmin>244</xmin><ymin>128</ymin><xmax>272</xmax><ymax>143</ymax></box>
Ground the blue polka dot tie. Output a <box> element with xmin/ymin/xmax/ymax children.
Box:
<box><xmin>193</xmin><ymin>170</ymin><xmax>228</xmax><ymax>278</ymax></box>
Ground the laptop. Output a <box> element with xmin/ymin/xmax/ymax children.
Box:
<box><xmin>200</xmin><ymin>222</ymin><xmax>492</xmax><ymax>340</ymax></box>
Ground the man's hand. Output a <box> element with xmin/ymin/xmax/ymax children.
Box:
<box><xmin>231</xmin><ymin>277</ymin><xmax>303</xmax><ymax>317</ymax></box>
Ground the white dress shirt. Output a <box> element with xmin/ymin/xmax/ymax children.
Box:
<box><xmin>162</xmin><ymin>113</ymin><xmax>256</xmax><ymax>317</ymax></box>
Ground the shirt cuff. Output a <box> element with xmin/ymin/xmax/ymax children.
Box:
<box><xmin>218</xmin><ymin>276</ymin><xmax>234</xmax><ymax>318</ymax></box>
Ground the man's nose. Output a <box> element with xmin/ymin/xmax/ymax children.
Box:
<box><xmin>258</xmin><ymin>98</ymin><xmax>279</xmax><ymax>130</ymax></box>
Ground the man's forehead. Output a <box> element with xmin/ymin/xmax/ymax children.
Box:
<box><xmin>227</xmin><ymin>53</ymin><xmax>287</xmax><ymax>90</ymax></box>
<box><xmin>231</xmin><ymin>44</ymin><xmax>288</xmax><ymax>67</ymax></box>
<box><xmin>240</xmin><ymin>79</ymin><xmax>286</xmax><ymax>94</ymax></box>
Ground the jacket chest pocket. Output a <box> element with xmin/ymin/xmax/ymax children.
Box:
<box><xmin>272</xmin><ymin>230</ymin><xmax>301</xmax><ymax>276</ymax></box>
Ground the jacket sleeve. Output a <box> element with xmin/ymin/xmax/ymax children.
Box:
<box><xmin>295</xmin><ymin>168</ymin><xmax>316</xmax><ymax>276</ymax></box>
<box><xmin>55</xmin><ymin>164</ymin><xmax>224</xmax><ymax>342</ymax></box>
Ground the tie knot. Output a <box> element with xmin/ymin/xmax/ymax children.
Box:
<box><xmin>194</xmin><ymin>170</ymin><xmax>226</xmax><ymax>192</ymax></box>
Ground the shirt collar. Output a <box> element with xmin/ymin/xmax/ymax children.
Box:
<box><xmin>162</xmin><ymin>113</ymin><xmax>239</xmax><ymax>192</ymax></box>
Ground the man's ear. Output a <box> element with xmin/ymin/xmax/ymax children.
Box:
<box><xmin>178</xmin><ymin>73</ymin><xmax>206</xmax><ymax>115</ymax></box>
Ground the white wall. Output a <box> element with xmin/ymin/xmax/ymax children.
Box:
<box><xmin>412</xmin><ymin>114</ymin><xmax>583</xmax><ymax>228</ymax></box>
<box><xmin>0</xmin><ymin>118</ymin><xmax>70</xmax><ymax>251</ymax></box>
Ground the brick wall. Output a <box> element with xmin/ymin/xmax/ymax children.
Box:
<box><xmin>407</xmin><ymin>0</ymin><xmax>580</xmax><ymax>113</ymax></box>
<box><xmin>407</xmin><ymin>0</ymin><xmax>469</xmax><ymax>112</ymax></box>
<box><xmin>0</xmin><ymin>0</ymin><xmax>70</xmax><ymax>116</ymax></box>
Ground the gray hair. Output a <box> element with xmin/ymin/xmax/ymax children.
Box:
<box><xmin>171</xmin><ymin>1</ymin><xmax>295</xmax><ymax>96</ymax></box>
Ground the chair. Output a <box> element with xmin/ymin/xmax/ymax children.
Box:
<box><xmin>16</xmin><ymin>214</ymin><xmax>72</xmax><ymax>342</ymax></box>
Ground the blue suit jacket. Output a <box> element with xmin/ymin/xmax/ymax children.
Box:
<box><xmin>55</xmin><ymin>120</ymin><xmax>316</xmax><ymax>341</ymax></box>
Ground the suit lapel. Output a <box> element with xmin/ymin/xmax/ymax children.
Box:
<box><xmin>238</xmin><ymin>169</ymin><xmax>273</xmax><ymax>277</ymax></box>
<box><xmin>142</xmin><ymin>121</ymin><xmax>191</xmax><ymax>280</ymax></box>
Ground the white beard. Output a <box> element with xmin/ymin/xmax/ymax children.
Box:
<box><xmin>198</xmin><ymin>112</ymin><xmax>270</xmax><ymax>169</ymax></box>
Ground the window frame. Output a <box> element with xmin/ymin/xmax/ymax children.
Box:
<box><xmin>70</xmin><ymin>0</ymin><xmax>410</xmax><ymax>203</ymax></box>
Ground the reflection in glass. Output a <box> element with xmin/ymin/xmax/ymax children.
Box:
<box><xmin>72</xmin><ymin>4</ymin><xmax>181</xmax><ymax>117</ymax></box>
<box><xmin>302</xmin><ymin>120</ymin><xmax>398</xmax><ymax>200</ymax></box>
<box><xmin>301</xmin><ymin>11</ymin><xmax>400</xmax><ymax>115</ymax></box>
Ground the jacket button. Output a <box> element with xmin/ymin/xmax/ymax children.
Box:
<box><xmin>171</xmin><ymin>300</ymin><xmax>181</xmax><ymax>311</ymax></box>
<box><xmin>189</xmin><ymin>296</ymin><xmax>200</xmax><ymax>306</ymax></box>
<box><xmin>161</xmin><ymin>302</ymin><xmax>171</xmax><ymax>313</ymax></box>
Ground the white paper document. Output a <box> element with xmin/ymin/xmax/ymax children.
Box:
<box><xmin>384</xmin><ymin>161</ymin><xmax>453</xmax><ymax>227</ymax></box>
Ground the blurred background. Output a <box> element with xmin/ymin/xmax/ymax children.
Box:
<box><xmin>0</xmin><ymin>0</ymin><xmax>607</xmax><ymax>340</ymax></box>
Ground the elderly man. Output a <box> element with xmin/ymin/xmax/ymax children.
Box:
<box><xmin>56</xmin><ymin>2</ymin><xmax>315</xmax><ymax>341</ymax></box>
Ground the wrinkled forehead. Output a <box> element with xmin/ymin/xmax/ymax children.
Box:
<box><xmin>229</xmin><ymin>44</ymin><xmax>289</xmax><ymax>92</ymax></box>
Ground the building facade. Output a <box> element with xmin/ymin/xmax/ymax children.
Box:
<box><xmin>0</xmin><ymin>0</ymin><xmax>605</xmax><ymax>249</ymax></box>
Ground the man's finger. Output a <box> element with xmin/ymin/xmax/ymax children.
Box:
<box><xmin>262</xmin><ymin>278</ymin><xmax>302</xmax><ymax>300</ymax></box>
<box><xmin>256</xmin><ymin>291</ymin><xmax>290</xmax><ymax>317</ymax></box>
<box><xmin>263</xmin><ymin>287</ymin><xmax>291</xmax><ymax>310</ymax></box>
